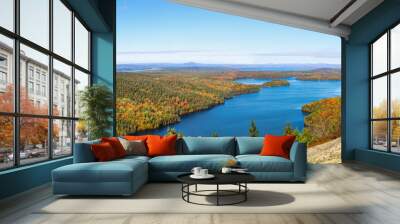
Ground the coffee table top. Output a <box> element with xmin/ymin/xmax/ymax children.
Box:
<box><xmin>177</xmin><ymin>172</ymin><xmax>255</xmax><ymax>185</ymax></box>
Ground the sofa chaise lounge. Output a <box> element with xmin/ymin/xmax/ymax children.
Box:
<box><xmin>52</xmin><ymin>137</ymin><xmax>307</xmax><ymax>196</ymax></box>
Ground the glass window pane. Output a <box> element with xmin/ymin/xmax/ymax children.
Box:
<box><xmin>372</xmin><ymin>76</ymin><xmax>387</xmax><ymax>119</ymax></box>
<box><xmin>372</xmin><ymin>33</ymin><xmax>387</xmax><ymax>76</ymax></box>
<box><xmin>75</xmin><ymin>120</ymin><xmax>88</xmax><ymax>143</ymax></box>
<box><xmin>20</xmin><ymin>44</ymin><xmax>49</xmax><ymax>115</ymax></box>
<box><xmin>53</xmin><ymin>0</ymin><xmax>72</xmax><ymax>60</ymax></box>
<box><xmin>74</xmin><ymin>18</ymin><xmax>89</xmax><ymax>70</ymax></box>
<box><xmin>0</xmin><ymin>116</ymin><xmax>14</xmax><ymax>170</ymax></box>
<box><xmin>53</xmin><ymin>119</ymin><xmax>72</xmax><ymax>157</ymax></box>
<box><xmin>392</xmin><ymin>24</ymin><xmax>400</xmax><ymax>70</ymax></box>
<box><xmin>391</xmin><ymin>72</ymin><xmax>400</xmax><ymax>118</ymax></box>
<box><xmin>391</xmin><ymin>120</ymin><xmax>400</xmax><ymax>153</ymax></box>
<box><xmin>20</xmin><ymin>0</ymin><xmax>49</xmax><ymax>49</ymax></box>
<box><xmin>20</xmin><ymin>117</ymin><xmax>49</xmax><ymax>165</ymax></box>
<box><xmin>372</xmin><ymin>121</ymin><xmax>388</xmax><ymax>151</ymax></box>
<box><xmin>0</xmin><ymin>0</ymin><xmax>14</xmax><ymax>31</ymax></box>
<box><xmin>0</xmin><ymin>35</ymin><xmax>14</xmax><ymax>112</ymax></box>
<box><xmin>53</xmin><ymin>59</ymin><xmax>72</xmax><ymax>117</ymax></box>
<box><xmin>74</xmin><ymin>69</ymin><xmax>89</xmax><ymax>118</ymax></box>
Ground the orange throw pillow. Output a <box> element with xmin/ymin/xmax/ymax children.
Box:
<box><xmin>124</xmin><ymin>135</ymin><xmax>148</xmax><ymax>141</ymax></box>
<box><xmin>101</xmin><ymin>137</ymin><xmax>126</xmax><ymax>158</ymax></box>
<box><xmin>91</xmin><ymin>142</ymin><xmax>117</xmax><ymax>162</ymax></box>
<box><xmin>147</xmin><ymin>135</ymin><xmax>177</xmax><ymax>157</ymax></box>
<box><xmin>260</xmin><ymin>134</ymin><xmax>296</xmax><ymax>159</ymax></box>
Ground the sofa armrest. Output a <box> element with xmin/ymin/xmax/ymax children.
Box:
<box><xmin>289</xmin><ymin>142</ymin><xmax>307</xmax><ymax>182</ymax></box>
<box><xmin>73</xmin><ymin>140</ymin><xmax>100</xmax><ymax>163</ymax></box>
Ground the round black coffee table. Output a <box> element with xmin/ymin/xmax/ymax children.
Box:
<box><xmin>177</xmin><ymin>173</ymin><xmax>255</xmax><ymax>206</ymax></box>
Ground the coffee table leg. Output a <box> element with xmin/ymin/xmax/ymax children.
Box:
<box><xmin>216</xmin><ymin>184</ymin><xmax>219</xmax><ymax>206</ymax></box>
<box><xmin>245</xmin><ymin>183</ymin><xmax>247</xmax><ymax>201</ymax></box>
<box><xmin>195</xmin><ymin>184</ymin><xmax>198</xmax><ymax>192</ymax></box>
<box><xmin>187</xmin><ymin>184</ymin><xmax>190</xmax><ymax>202</ymax></box>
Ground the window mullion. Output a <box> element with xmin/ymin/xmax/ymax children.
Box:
<box><xmin>13</xmin><ymin>0</ymin><xmax>21</xmax><ymax>167</ymax></box>
<box><xmin>388</xmin><ymin>30</ymin><xmax>391</xmax><ymax>153</ymax></box>
<box><xmin>71</xmin><ymin>10</ymin><xmax>76</xmax><ymax>155</ymax></box>
<box><xmin>48</xmin><ymin>0</ymin><xmax>54</xmax><ymax>160</ymax></box>
<box><xmin>370</xmin><ymin>45</ymin><xmax>373</xmax><ymax>149</ymax></box>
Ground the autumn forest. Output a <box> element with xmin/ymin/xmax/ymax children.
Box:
<box><xmin>116</xmin><ymin>70</ymin><xmax>342</xmax><ymax>149</ymax></box>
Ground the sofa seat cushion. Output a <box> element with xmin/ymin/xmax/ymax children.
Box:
<box><xmin>236</xmin><ymin>155</ymin><xmax>293</xmax><ymax>172</ymax></box>
<box><xmin>149</xmin><ymin>155</ymin><xmax>235</xmax><ymax>172</ymax></box>
<box><xmin>53</xmin><ymin>159</ymin><xmax>147</xmax><ymax>183</ymax></box>
<box><xmin>117</xmin><ymin>155</ymin><xmax>150</xmax><ymax>163</ymax></box>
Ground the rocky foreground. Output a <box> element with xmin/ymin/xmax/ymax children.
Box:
<box><xmin>308</xmin><ymin>137</ymin><xmax>341</xmax><ymax>164</ymax></box>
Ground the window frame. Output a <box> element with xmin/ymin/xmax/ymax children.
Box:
<box><xmin>370</xmin><ymin>21</ymin><xmax>400</xmax><ymax>154</ymax></box>
<box><xmin>0</xmin><ymin>0</ymin><xmax>92</xmax><ymax>171</ymax></box>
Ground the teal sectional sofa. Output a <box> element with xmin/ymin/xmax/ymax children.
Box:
<box><xmin>52</xmin><ymin>137</ymin><xmax>307</xmax><ymax>196</ymax></box>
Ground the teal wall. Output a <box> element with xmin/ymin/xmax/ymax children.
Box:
<box><xmin>343</xmin><ymin>0</ymin><xmax>400</xmax><ymax>171</ymax></box>
<box><xmin>0</xmin><ymin>158</ymin><xmax>72</xmax><ymax>199</ymax></box>
<box><xmin>0</xmin><ymin>0</ymin><xmax>116</xmax><ymax>200</ymax></box>
<box><xmin>92</xmin><ymin>32</ymin><xmax>116</xmax><ymax>136</ymax></box>
<box><xmin>92</xmin><ymin>33</ymin><xmax>114</xmax><ymax>89</ymax></box>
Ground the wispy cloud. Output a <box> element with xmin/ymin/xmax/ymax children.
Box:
<box><xmin>118</xmin><ymin>50</ymin><xmax>209</xmax><ymax>55</ymax></box>
<box><xmin>254</xmin><ymin>51</ymin><xmax>340</xmax><ymax>58</ymax></box>
<box><xmin>117</xmin><ymin>49</ymin><xmax>341</xmax><ymax>64</ymax></box>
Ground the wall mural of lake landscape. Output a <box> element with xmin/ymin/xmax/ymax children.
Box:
<box><xmin>117</xmin><ymin>0</ymin><xmax>342</xmax><ymax>163</ymax></box>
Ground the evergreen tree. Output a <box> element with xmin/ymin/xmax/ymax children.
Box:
<box><xmin>166</xmin><ymin>127</ymin><xmax>184</xmax><ymax>138</ymax></box>
<box><xmin>284</xmin><ymin>123</ymin><xmax>295</xmax><ymax>135</ymax></box>
<box><xmin>248</xmin><ymin>120</ymin><xmax>259</xmax><ymax>137</ymax></box>
<box><xmin>282</xmin><ymin>123</ymin><xmax>312</xmax><ymax>145</ymax></box>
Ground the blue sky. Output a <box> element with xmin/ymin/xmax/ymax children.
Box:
<box><xmin>117</xmin><ymin>0</ymin><xmax>341</xmax><ymax>65</ymax></box>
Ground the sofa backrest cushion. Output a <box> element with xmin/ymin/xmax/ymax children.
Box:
<box><xmin>180</xmin><ymin>137</ymin><xmax>235</xmax><ymax>155</ymax></box>
<box><xmin>73</xmin><ymin>140</ymin><xmax>100</xmax><ymax>163</ymax></box>
<box><xmin>236</xmin><ymin>137</ymin><xmax>264</xmax><ymax>155</ymax></box>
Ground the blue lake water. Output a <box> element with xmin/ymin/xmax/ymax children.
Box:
<box><xmin>146</xmin><ymin>78</ymin><xmax>341</xmax><ymax>136</ymax></box>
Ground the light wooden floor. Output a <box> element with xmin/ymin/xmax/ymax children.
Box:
<box><xmin>1</xmin><ymin>162</ymin><xmax>400</xmax><ymax>224</ymax></box>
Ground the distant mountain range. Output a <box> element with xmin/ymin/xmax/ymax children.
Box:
<box><xmin>117</xmin><ymin>63</ymin><xmax>340</xmax><ymax>73</ymax></box>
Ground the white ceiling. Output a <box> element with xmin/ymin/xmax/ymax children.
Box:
<box><xmin>228</xmin><ymin>0</ymin><xmax>352</xmax><ymax>22</ymax></box>
<box><xmin>171</xmin><ymin>0</ymin><xmax>384</xmax><ymax>38</ymax></box>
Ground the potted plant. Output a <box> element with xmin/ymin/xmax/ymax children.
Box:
<box><xmin>80</xmin><ymin>84</ymin><xmax>113</xmax><ymax>140</ymax></box>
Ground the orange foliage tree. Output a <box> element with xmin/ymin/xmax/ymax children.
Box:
<box><xmin>116</xmin><ymin>73</ymin><xmax>260</xmax><ymax>135</ymax></box>
<box><xmin>301</xmin><ymin>97</ymin><xmax>341</xmax><ymax>146</ymax></box>
<box><xmin>372</xmin><ymin>99</ymin><xmax>400</xmax><ymax>142</ymax></box>
<box><xmin>0</xmin><ymin>85</ymin><xmax>59</xmax><ymax>151</ymax></box>
<box><xmin>0</xmin><ymin>85</ymin><xmax>14</xmax><ymax>150</ymax></box>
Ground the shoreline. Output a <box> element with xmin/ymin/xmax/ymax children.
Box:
<box><xmin>131</xmin><ymin>89</ymin><xmax>261</xmax><ymax>135</ymax></box>
<box><xmin>132</xmin><ymin>79</ymin><xmax>340</xmax><ymax>135</ymax></box>
<box><xmin>118</xmin><ymin>71</ymin><xmax>340</xmax><ymax>135</ymax></box>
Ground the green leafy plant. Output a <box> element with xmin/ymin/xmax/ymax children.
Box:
<box><xmin>80</xmin><ymin>84</ymin><xmax>113</xmax><ymax>140</ymax></box>
<box><xmin>166</xmin><ymin>127</ymin><xmax>184</xmax><ymax>138</ymax></box>
<box><xmin>283</xmin><ymin>123</ymin><xmax>312</xmax><ymax>144</ymax></box>
<box><xmin>248</xmin><ymin>120</ymin><xmax>259</xmax><ymax>137</ymax></box>
<box><xmin>211</xmin><ymin>131</ymin><xmax>219</xmax><ymax>137</ymax></box>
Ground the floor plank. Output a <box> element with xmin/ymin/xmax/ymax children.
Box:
<box><xmin>1</xmin><ymin>162</ymin><xmax>400</xmax><ymax>224</ymax></box>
